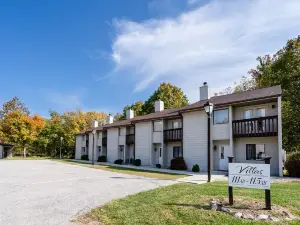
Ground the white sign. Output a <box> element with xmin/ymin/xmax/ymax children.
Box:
<box><xmin>228</xmin><ymin>163</ymin><xmax>270</xmax><ymax>190</ymax></box>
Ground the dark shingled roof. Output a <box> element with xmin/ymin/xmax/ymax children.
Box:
<box><xmin>77</xmin><ymin>85</ymin><xmax>282</xmax><ymax>135</ymax></box>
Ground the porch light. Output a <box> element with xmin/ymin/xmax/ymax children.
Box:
<box><xmin>204</xmin><ymin>101</ymin><xmax>214</xmax><ymax>116</ymax></box>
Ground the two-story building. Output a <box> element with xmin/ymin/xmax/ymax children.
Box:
<box><xmin>75</xmin><ymin>84</ymin><xmax>283</xmax><ymax>176</ymax></box>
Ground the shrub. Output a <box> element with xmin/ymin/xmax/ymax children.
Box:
<box><xmin>81</xmin><ymin>155</ymin><xmax>89</xmax><ymax>161</ymax></box>
<box><xmin>114</xmin><ymin>159</ymin><xmax>123</xmax><ymax>165</ymax></box>
<box><xmin>156</xmin><ymin>164</ymin><xmax>161</xmax><ymax>168</ymax></box>
<box><xmin>134</xmin><ymin>159</ymin><xmax>141</xmax><ymax>166</ymax></box>
<box><xmin>285</xmin><ymin>152</ymin><xmax>300</xmax><ymax>177</ymax></box>
<box><xmin>97</xmin><ymin>155</ymin><xmax>107</xmax><ymax>162</ymax></box>
<box><xmin>192</xmin><ymin>164</ymin><xmax>200</xmax><ymax>172</ymax></box>
<box><xmin>170</xmin><ymin>157</ymin><xmax>187</xmax><ymax>170</ymax></box>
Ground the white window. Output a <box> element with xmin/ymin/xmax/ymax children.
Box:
<box><xmin>153</xmin><ymin>121</ymin><xmax>162</xmax><ymax>131</ymax></box>
<box><xmin>98</xmin><ymin>146</ymin><xmax>101</xmax><ymax>152</ymax></box>
<box><xmin>256</xmin><ymin>108</ymin><xmax>266</xmax><ymax>118</ymax></box>
<box><xmin>173</xmin><ymin>146</ymin><xmax>183</xmax><ymax>158</ymax></box>
<box><xmin>213</xmin><ymin>109</ymin><xmax>229</xmax><ymax>124</ymax></box>
<box><xmin>244</xmin><ymin>110</ymin><xmax>253</xmax><ymax>119</ymax></box>
<box><xmin>246</xmin><ymin>144</ymin><xmax>266</xmax><ymax>160</ymax></box>
<box><xmin>173</xmin><ymin>121</ymin><xmax>182</xmax><ymax>129</ymax></box>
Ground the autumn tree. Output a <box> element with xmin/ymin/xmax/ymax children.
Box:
<box><xmin>142</xmin><ymin>83</ymin><xmax>189</xmax><ymax>114</ymax></box>
<box><xmin>121</xmin><ymin>101</ymin><xmax>144</xmax><ymax>118</ymax></box>
<box><xmin>0</xmin><ymin>97</ymin><xmax>30</xmax><ymax>118</ymax></box>
<box><xmin>1</xmin><ymin>111</ymin><xmax>45</xmax><ymax>157</ymax></box>
<box><xmin>249</xmin><ymin>35</ymin><xmax>300</xmax><ymax>151</ymax></box>
<box><xmin>217</xmin><ymin>76</ymin><xmax>256</xmax><ymax>96</ymax></box>
<box><xmin>114</xmin><ymin>113</ymin><xmax>123</xmax><ymax>121</ymax></box>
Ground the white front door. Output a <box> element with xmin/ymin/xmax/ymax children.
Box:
<box><xmin>219</xmin><ymin>145</ymin><xmax>232</xmax><ymax>171</ymax></box>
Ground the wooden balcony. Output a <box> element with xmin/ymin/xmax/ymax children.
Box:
<box><xmin>164</xmin><ymin>128</ymin><xmax>183</xmax><ymax>142</ymax></box>
<box><xmin>126</xmin><ymin>134</ymin><xmax>135</xmax><ymax>145</ymax></box>
<box><xmin>102</xmin><ymin>137</ymin><xmax>107</xmax><ymax>146</ymax></box>
<box><xmin>233</xmin><ymin>116</ymin><xmax>278</xmax><ymax>138</ymax></box>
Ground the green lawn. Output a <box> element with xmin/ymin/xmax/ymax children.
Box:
<box><xmin>78</xmin><ymin>181</ymin><xmax>300</xmax><ymax>225</ymax></box>
<box><xmin>57</xmin><ymin>159</ymin><xmax>188</xmax><ymax>180</ymax></box>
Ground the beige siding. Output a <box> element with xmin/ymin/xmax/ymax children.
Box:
<box><xmin>183</xmin><ymin>110</ymin><xmax>208</xmax><ymax>171</ymax></box>
<box><xmin>107</xmin><ymin>128</ymin><xmax>119</xmax><ymax>163</ymax></box>
<box><xmin>88</xmin><ymin>133</ymin><xmax>93</xmax><ymax>161</ymax></box>
<box><xmin>153</xmin><ymin>131</ymin><xmax>162</xmax><ymax>143</ymax></box>
<box><xmin>75</xmin><ymin>135</ymin><xmax>82</xmax><ymax>160</ymax></box>
<box><xmin>233</xmin><ymin>102</ymin><xmax>278</xmax><ymax>120</ymax></box>
<box><xmin>0</xmin><ymin>145</ymin><xmax>3</xmax><ymax>159</ymax></box>
<box><xmin>211</xmin><ymin>123</ymin><xmax>230</xmax><ymax>140</ymax></box>
<box><xmin>135</xmin><ymin>122</ymin><xmax>152</xmax><ymax>166</ymax></box>
<box><xmin>233</xmin><ymin>137</ymin><xmax>279</xmax><ymax>176</ymax></box>
<box><xmin>97</xmin><ymin>132</ymin><xmax>102</xmax><ymax>146</ymax></box>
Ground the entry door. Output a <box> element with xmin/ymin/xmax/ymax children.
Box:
<box><xmin>219</xmin><ymin>145</ymin><xmax>231</xmax><ymax>171</ymax></box>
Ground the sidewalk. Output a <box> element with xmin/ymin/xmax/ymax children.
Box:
<box><xmin>64</xmin><ymin>159</ymin><xmax>228</xmax><ymax>184</ymax></box>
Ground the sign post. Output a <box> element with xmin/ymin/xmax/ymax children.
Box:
<box><xmin>264</xmin><ymin>157</ymin><xmax>272</xmax><ymax>210</ymax></box>
<box><xmin>228</xmin><ymin>156</ymin><xmax>234</xmax><ymax>205</ymax></box>
<box><xmin>228</xmin><ymin>157</ymin><xmax>271</xmax><ymax>209</ymax></box>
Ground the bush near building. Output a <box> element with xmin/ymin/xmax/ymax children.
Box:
<box><xmin>170</xmin><ymin>157</ymin><xmax>187</xmax><ymax>170</ymax></box>
<box><xmin>192</xmin><ymin>164</ymin><xmax>200</xmax><ymax>172</ymax></box>
<box><xmin>81</xmin><ymin>155</ymin><xmax>89</xmax><ymax>161</ymax></box>
<box><xmin>114</xmin><ymin>159</ymin><xmax>123</xmax><ymax>165</ymax></box>
<box><xmin>97</xmin><ymin>155</ymin><xmax>107</xmax><ymax>162</ymax></box>
<box><xmin>285</xmin><ymin>152</ymin><xmax>300</xmax><ymax>177</ymax></box>
<box><xmin>134</xmin><ymin>159</ymin><xmax>141</xmax><ymax>166</ymax></box>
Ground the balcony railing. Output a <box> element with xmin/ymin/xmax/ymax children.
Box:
<box><xmin>102</xmin><ymin>137</ymin><xmax>107</xmax><ymax>146</ymax></box>
<box><xmin>233</xmin><ymin>116</ymin><xmax>278</xmax><ymax>138</ymax></box>
<box><xmin>126</xmin><ymin>134</ymin><xmax>135</xmax><ymax>145</ymax></box>
<box><xmin>164</xmin><ymin>128</ymin><xmax>183</xmax><ymax>142</ymax></box>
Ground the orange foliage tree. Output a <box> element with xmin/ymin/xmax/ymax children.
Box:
<box><xmin>1</xmin><ymin>110</ymin><xmax>45</xmax><ymax>157</ymax></box>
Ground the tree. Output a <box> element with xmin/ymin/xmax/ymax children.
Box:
<box><xmin>249</xmin><ymin>35</ymin><xmax>300</xmax><ymax>151</ymax></box>
<box><xmin>0</xmin><ymin>97</ymin><xmax>30</xmax><ymax>118</ymax></box>
<box><xmin>114</xmin><ymin>113</ymin><xmax>123</xmax><ymax>121</ymax></box>
<box><xmin>1</xmin><ymin>111</ymin><xmax>45</xmax><ymax>157</ymax></box>
<box><xmin>142</xmin><ymin>83</ymin><xmax>189</xmax><ymax>114</ymax></box>
<box><xmin>216</xmin><ymin>76</ymin><xmax>256</xmax><ymax>96</ymax></box>
<box><xmin>121</xmin><ymin>101</ymin><xmax>144</xmax><ymax>118</ymax></box>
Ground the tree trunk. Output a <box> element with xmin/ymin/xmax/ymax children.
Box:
<box><xmin>23</xmin><ymin>147</ymin><xmax>26</xmax><ymax>158</ymax></box>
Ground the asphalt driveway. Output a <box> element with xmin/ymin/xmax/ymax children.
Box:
<box><xmin>0</xmin><ymin>160</ymin><xmax>175</xmax><ymax>225</ymax></box>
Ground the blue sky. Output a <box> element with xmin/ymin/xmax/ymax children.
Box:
<box><xmin>1</xmin><ymin>0</ymin><xmax>300</xmax><ymax>117</ymax></box>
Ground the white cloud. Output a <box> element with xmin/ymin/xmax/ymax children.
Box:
<box><xmin>42</xmin><ymin>89</ymin><xmax>85</xmax><ymax>111</ymax></box>
<box><xmin>110</xmin><ymin>0</ymin><xmax>300</xmax><ymax>102</ymax></box>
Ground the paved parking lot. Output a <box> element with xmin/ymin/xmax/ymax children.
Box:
<box><xmin>0</xmin><ymin>160</ymin><xmax>175</xmax><ymax>225</ymax></box>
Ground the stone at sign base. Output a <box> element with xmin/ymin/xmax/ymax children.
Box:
<box><xmin>256</xmin><ymin>215</ymin><xmax>269</xmax><ymax>221</ymax></box>
<box><xmin>242</xmin><ymin>214</ymin><xmax>255</xmax><ymax>220</ymax></box>
<box><xmin>234</xmin><ymin>212</ymin><xmax>243</xmax><ymax>218</ymax></box>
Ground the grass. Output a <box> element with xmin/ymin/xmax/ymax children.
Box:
<box><xmin>4</xmin><ymin>156</ymin><xmax>53</xmax><ymax>160</ymax></box>
<box><xmin>78</xmin><ymin>181</ymin><xmax>300</xmax><ymax>225</ymax></box>
<box><xmin>56</xmin><ymin>159</ymin><xmax>188</xmax><ymax>180</ymax></box>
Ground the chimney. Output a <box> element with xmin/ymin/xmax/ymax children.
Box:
<box><xmin>92</xmin><ymin>120</ymin><xmax>98</xmax><ymax>128</ymax></box>
<box><xmin>126</xmin><ymin>109</ymin><xmax>134</xmax><ymax>120</ymax></box>
<box><xmin>200</xmin><ymin>82</ymin><xmax>209</xmax><ymax>100</ymax></box>
<box><xmin>106</xmin><ymin>114</ymin><xmax>113</xmax><ymax>124</ymax></box>
<box><xmin>155</xmin><ymin>100</ymin><xmax>164</xmax><ymax>112</ymax></box>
